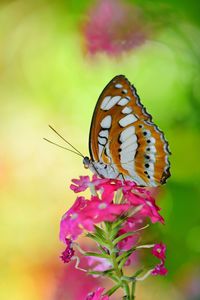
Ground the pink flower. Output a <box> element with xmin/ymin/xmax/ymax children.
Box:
<box><xmin>87</xmin><ymin>256</ymin><xmax>112</xmax><ymax>273</ymax></box>
<box><xmin>70</xmin><ymin>176</ymin><xmax>120</xmax><ymax>202</ymax></box>
<box><xmin>62</xmin><ymin>176</ymin><xmax>165</xmax><ymax>242</ymax></box>
<box><xmin>60</xmin><ymin>196</ymin><xmax>94</xmax><ymax>241</ymax></box>
<box><xmin>52</xmin><ymin>256</ymin><xmax>102</xmax><ymax>299</ymax></box>
<box><xmin>151</xmin><ymin>242</ymin><xmax>167</xmax><ymax>276</ymax></box>
<box><xmin>60</xmin><ymin>194</ymin><xmax>130</xmax><ymax>241</ymax></box>
<box><xmin>94</xmin><ymin>179</ymin><xmax>122</xmax><ymax>202</ymax></box>
<box><xmin>60</xmin><ymin>238</ymin><xmax>75</xmax><ymax>263</ymax></box>
<box><xmin>117</xmin><ymin>216</ymin><xmax>142</xmax><ymax>251</ymax></box>
<box><xmin>84</xmin><ymin>195</ymin><xmax>130</xmax><ymax>223</ymax></box>
<box><xmin>123</xmin><ymin>188</ymin><xmax>164</xmax><ymax>224</ymax></box>
<box><xmin>121</xmin><ymin>180</ymin><xmax>137</xmax><ymax>192</ymax></box>
<box><xmin>86</xmin><ymin>287</ymin><xmax>109</xmax><ymax>300</ymax></box>
<box><xmin>151</xmin><ymin>262</ymin><xmax>168</xmax><ymax>276</ymax></box>
<box><xmin>70</xmin><ymin>176</ymin><xmax>91</xmax><ymax>193</ymax></box>
<box><xmin>82</xmin><ymin>0</ymin><xmax>148</xmax><ymax>56</ymax></box>
<box><xmin>152</xmin><ymin>243</ymin><xmax>166</xmax><ymax>261</ymax></box>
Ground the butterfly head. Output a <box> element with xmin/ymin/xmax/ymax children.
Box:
<box><xmin>83</xmin><ymin>156</ymin><xmax>91</xmax><ymax>169</ymax></box>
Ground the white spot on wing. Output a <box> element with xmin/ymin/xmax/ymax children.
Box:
<box><xmin>146</xmin><ymin>145</ymin><xmax>156</xmax><ymax>153</ymax></box>
<box><xmin>99</xmin><ymin>130</ymin><xmax>109</xmax><ymax>138</ymax></box>
<box><xmin>118</xmin><ymin>98</ymin><xmax>129</xmax><ymax>106</ymax></box>
<box><xmin>115</xmin><ymin>83</ymin><xmax>123</xmax><ymax>88</ymax></box>
<box><xmin>120</xmin><ymin>143</ymin><xmax>138</xmax><ymax>174</ymax></box>
<box><xmin>100</xmin><ymin>115</ymin><xmax>112</xmax><ymax>129</ymax></box>
<box><xmin>145</xmin><ymin>154</ymin><xmax>156</xmax><ymax>163</ymax></box>
<box><xmin>98</xmin><ymin>144</ymin><xmax>104</xmax><ymax>157</ymax></box>
<box><xmin>120</xmin><ymin>126</ymin><xmax>135</xmax><ymax>142</ymax></box>
<box><xmin>98</xmin><ymin>137</ymin><xmax>107</xmax><ymax>145</ymax></box>
<box><xmin>101</xmin><ymin>96</ymin><xmax>111</xmax><ymax>110</ymax></box>
<box><xmin>121</xmin><ymin>150</ymin><xmax>136</xmax><ymax>163</ymax></box>
<box><xmin>145</xmin><ymin>162</ymin><xmax>154</xmax><ymax>173</ymax></box>
<box><xmin>120</xmin><ymin>135</ymin><xmax>137</xmax><ymax>150</ymax></box>
<box><xmin>101</xmin><ymin>96</ymin><xmax>121</xmax><ymax>110</ymax></box>
<box><xmin>119</xmin><ymin>114</ymin><xmax>137</xmax><ymax>127</ymax></box>
<box><xmin>122</xmin><ymin>106</ymin><xmax>132</xmax><ymax>114</ymax></box>
<box><xmin>147</xmin><ymin>137</ymin><xmax>156</xmax><ymax>145</ymax></box>
<box><xmin>142</xmin><ymin>129</ymin><xmax>151</xmax><ymax>138</ymax></box>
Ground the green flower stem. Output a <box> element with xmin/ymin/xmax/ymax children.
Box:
<box><xmin>104</xmin><ymin>224</ymin><xmax>134</xmax><ymax>300</ymax></box>
<box><xmin>109</xmin><ymin>241</ymin><xmax>131</xmax><ymax>299</ymax></box>
<box><xmin>131</xmin><ymin>280</ymin><xmax>136</xmax><ymax>300</ymax></box>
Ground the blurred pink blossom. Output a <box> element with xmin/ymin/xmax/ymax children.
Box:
<box><xmin>86</xmin><ymin>287</ymin><xmax>109</xmax><ymax>300</ymax></box>
<box><xmin>52</xmin><ymin>259</ymin><xmax>102</xmax><ymax>300</ymax></box>
<box><xmin>87</xmin><ymin>256</ymin><xmax>112</xmax><ymax>273</ymax></box>
<box><xmin>70</xmin><ymin>176</ymin><xmax>91</xmax><ymax>193</ymax></box>
<box><xmin>82</xmin><ymin>0</ymin><xmax>148</xmax><ymax>56</ymax></box>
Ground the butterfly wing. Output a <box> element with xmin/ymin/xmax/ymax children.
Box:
<box><xmin>89</xmin><ymin>75</ymin><xmax>170</xmax><ymax>186</ymax></box>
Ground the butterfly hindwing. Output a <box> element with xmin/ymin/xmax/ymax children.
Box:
<box><xmin>89</xmin><ymin>75</ymin><xmax>170</xmax><ymax>186</ymax></box>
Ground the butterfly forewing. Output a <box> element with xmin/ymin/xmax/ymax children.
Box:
<box><xmin>89</xmin><ymin>75</ymin><xmax>170</xmax><ymax>186</ymax></box>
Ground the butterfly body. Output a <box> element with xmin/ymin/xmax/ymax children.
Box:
<box><xmin>85</xmin><ymin>75</ymin><xmax>171</xmax><ymax>187</ymax></box>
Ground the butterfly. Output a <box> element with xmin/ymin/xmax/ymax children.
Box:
<box><xmin>45</xmin><ymin>75</ymin><xmax>170</xmax><ymax>187</ymax></box>
<box><xmin>82</xmin><ymin>75</ymin><xmax>171</xmax><ymax>187</ymax></box>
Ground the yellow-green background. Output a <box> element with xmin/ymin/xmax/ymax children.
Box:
<box><xmin>1</xmin><ymin>1</ymin><xmax>200</xmax><ymax>299</ymax></box>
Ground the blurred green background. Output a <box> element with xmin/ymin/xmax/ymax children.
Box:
<box><xmin>0</xmin><ymin>0</ymin><xmax>200</xmax><ymax>299</ymax></box>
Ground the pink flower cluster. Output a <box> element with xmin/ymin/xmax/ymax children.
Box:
<box><xmin>152</xmin><ymin>243</ymin><xmax>168</xmax><ymax>276</ymax></box>
<box><xmin>59</xmin><ymin>175</ymin><xmax>168</xmax><ymax>298</ymax></box>
<box><xmin>60</xmin><ymin>176</ymin><xmax>163</xmax><ymax>242</ymax></box>
<box><xmin>60</xmin><ymin>238</ymin><xmax>75</xmax><ymax>263</ymax></box>
<box><xmin>82</xmin><ymin>0</ymin><xmax>148</xmax><ymax>56</ymax></box>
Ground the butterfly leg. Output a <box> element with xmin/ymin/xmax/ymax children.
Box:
<box><xmin>115</xmin><ymin>172</ymin><xmax>125</xmax><ymax>182</ymax></box>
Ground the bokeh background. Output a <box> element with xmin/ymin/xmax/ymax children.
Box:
<box><xmin>1</xmin><ymin>0</ymin><xmax>200</xmax><ymax>299</ymax></box>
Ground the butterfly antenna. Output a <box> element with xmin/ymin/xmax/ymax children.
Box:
<box><xmin>48</xmin><ymin>125</ymin><xmax>84</xmax><ymax>158</ymax></box>
<box><xmin>43</xmin><ymin>138</ymin><xmax>83</xmax><ymax>157</ymax></box>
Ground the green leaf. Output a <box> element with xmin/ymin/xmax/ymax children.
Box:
<box><xmin>116</xmin><ymin>246</ymin><xmax>136</xmax><ymax>268</ymax></box>
<box><xmin>106</xmin><ymin>283</ymin><xmax>122</xmax><ymax>296</ymax></box>
<box><xmin>116</xmin><ymin>251</ymin><xmax>131</xmax><ymax>263</ymax></box>
<box><xmin>84</xmin><ymin>251</ymin><xmax>110</xmax><ymax>259</ymax></box>
<box><xmin>86</xmin><ymin>233</ymin><xmax>103</xmax><ymax>244</ymax></box>
<box><xmin>121</xmin><ymin>269</ymin><xmax>144</xmax><ymax>281</ymax></box>
<box><xmin>109</xmin><ymin>226</ymin><xmax>121</xmax><ymax>240</ymax></box>
<box><xmin>112</xmin><ymin>217</ymin><xmax>126</xmax><ymax>229</ymax></box>
<box><xmin>113</xmin><ymin>231</ymin><xmax>137</xmax><ymax>246</ymax></box>
<box><xmin>121</xmin><ymin>276</ymin><xmax>135</xmax><ymax>282</ymax></box>
<box><xmin>104</xmin><ymin>221</ymin><xmax>112</xmax><ymax>232</ymax></box>
<box><xmin>88</xmin><ymin>269</ymin><xmax>119</xmax><ymax>283</ymax></box>
<box><xmin>97</xmin><ymin>244</ymin><xmax>108</xmax><ymax>254</ymax></box>
<box><xmin>94</xmin><ymin>225</ymin><xmax>106</xmax><ymax>238</ymax></box>
<box><xmin>86</xmin><ymin>233</ymin><xmax>111</xmax><ymax>248</ymax></box>
<box><xmin>133</xmin><ymin>268</ymin><xmax>144</xmax><ymax>278</ymax></box>
<box><xmin>88</xmin><ymin>270</ymin><xmax>105</xmax><ymax>276</ymax></box>
<box><xmin>104</xmin><ymin>273</ymin><xmax>120</xmax><ymax>283</ymax></box>
<box><xmin>119</xmin><ymin>256</ymin><xmax>130</xmax><ymax>270</ymax></box>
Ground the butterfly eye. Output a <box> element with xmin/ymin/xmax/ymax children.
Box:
<box><xmin>83</xmin><ymin>156</ymin><xmax>90</xmax><ymax>169</ymax></box>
